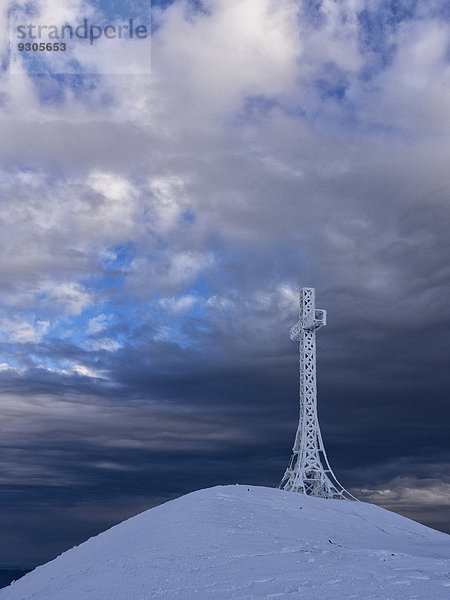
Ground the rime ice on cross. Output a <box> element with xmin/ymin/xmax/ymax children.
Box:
<box><xmin>278</xmin><ymin>287</ymin><xmax>356</xmax><ymax>500</ymax></box>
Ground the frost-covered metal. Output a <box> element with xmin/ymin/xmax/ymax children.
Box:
<box><xmin>278</xmin><ymin>288</ymin><xmax>356</xmax><ymax>500</ymax></box>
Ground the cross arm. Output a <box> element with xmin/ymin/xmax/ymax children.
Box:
<box><xmin>290</xmin><ymin>309</ymin><xmax>327</xmax><ymax>340</ymax></box>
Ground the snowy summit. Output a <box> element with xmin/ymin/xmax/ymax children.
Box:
<box><xmin>2</xmin><ymin>485</ymin><xmax>449</xmax><ymax>600</ymax></box>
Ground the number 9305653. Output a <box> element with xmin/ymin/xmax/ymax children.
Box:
<box><xmin>18</xmin><ymin>42</ymin><xmax>67</xmax><ymax>51</ymax></box>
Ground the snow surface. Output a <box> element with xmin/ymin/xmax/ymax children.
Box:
<box><xmin>2</xmin><ymin>485</ymin><xmax>449</xmax><ymax>600</ymax></box>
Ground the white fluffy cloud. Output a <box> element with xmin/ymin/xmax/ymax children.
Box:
<box><xmin>160</xmin><ymin>294</ymin><xmax>198</xmax><ymax>315</ymax></box>
<box><xmin>154</xmin><ymin>0</ymin><xmax>302</xmax><ymax>115</ymax></box>
<box><xmin>85</xmin><ymin>337</ymin><xmax>120</xmax><ymax>352</ymax></box>
<box><xmin>40</xmin><ymin>281</ymin><xmax>94</xmax><ymax>315</ymax></box>
<box><xmin>86</xmin><ymin>314</ymin><xmax>109</xmax><ymax>335</ymax></box>
<box><xmin>0</xmin><ymin>318</ymin><xmax>50</xmax><ymax>343</ymax></box>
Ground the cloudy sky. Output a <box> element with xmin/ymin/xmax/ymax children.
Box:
<box><xmin>0</xmin><ymin>0</ymin><xmax>449</xmax><ymax>567</ymax></box>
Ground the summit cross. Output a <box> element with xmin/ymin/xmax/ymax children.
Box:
<box><xmin>278</xmin><ymin>287</ymin><xmax>356</xmax><ymax>500</ymax></box>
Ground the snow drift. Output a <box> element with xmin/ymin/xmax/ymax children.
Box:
<box><xmin>2</xmin><ymin>485</ymin><xmax>449</xmax><ymax>599</ymax></box>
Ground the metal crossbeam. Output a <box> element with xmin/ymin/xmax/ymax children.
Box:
<box><xmin>278</xmin><ymin>288</ymin><xmax>356</xmax><ymax>500</ymax></box>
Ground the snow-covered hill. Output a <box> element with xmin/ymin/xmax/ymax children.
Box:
<box><xmin>2</xmin><ymin>485</ymin><xmax>449</xmax><ymax>599</ymax></box>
